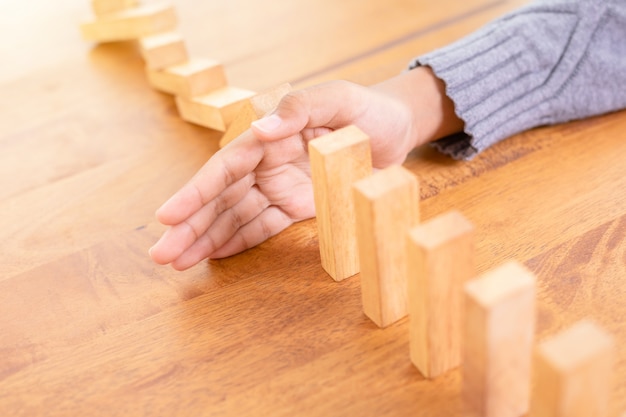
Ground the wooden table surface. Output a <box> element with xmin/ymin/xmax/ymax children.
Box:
<box><xmin>1</xmin><ymin>0</ymin><xmax>624</xmax><ymax>416</ymax></box>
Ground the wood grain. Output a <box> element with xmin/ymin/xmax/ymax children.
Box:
<box><xmin>1</xmin><ymin>0</ymin><xmax>625</xmax><ymax>416</ymax></box>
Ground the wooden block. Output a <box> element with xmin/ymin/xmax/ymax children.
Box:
<box><xmin>406</xmin><ymin>210</ymin><xmax>474</xmax><ymax>377</ymax></box>
<box><xmin>463</xmin><ymin>260</ymin><xmax>536</xmax><ymax>417</ymax></box>
<box><xmin>352</xmin><ymin>165</ymin><xmax>420</xmax><ymax>327</ymax></box>
<box><xmin>219</xmin><ymin>83</ymin><xmax>292</xmax><ymax>148</ymax></box>
<box><xmin>91</xmin><ymin>0</ymin><xmax>138</xmax><ymax>17</ymax></box>
<box><xmin>308</xmin><ymin>126</ymin><xmax>372</xmax><ymax>281</ymax></box>
<box><xmin>529</xmin><ymin>320</ymin><xmax>614</xmax><ymax>417</ymax></box>
<box><xmin>139</xmin><ymin>31</ymin><xmax>188</xmax><ymax>70</ymax></box>
<box><xmin>176</xmin><ymin>86</ymin><xmax>256</xmax><ymax>131</ymax></box>
<box><xmin>146</xmin><ymin>58</ymin><xmax>227</xmax><ymax>99</ymax></box>
<box><xmin>80</xmin><ymin>3</ymin><xmax>177</xmax><ymax>43</ymax></box>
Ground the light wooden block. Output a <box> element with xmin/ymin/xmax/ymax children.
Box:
<box><xmin>91</xmin><ymin>0</ymin><xmax>138</xmax><ymax>17</ymax></box>
<box><xmin>530</xmin><ymin>320</ymin><xmax>614</xmax><ymax>417</ymax></box>
<box><xmin>139</xmin><ymin>31</ymin><xmax>188</xmax><ymax>70</ymax></box>
<box><xmin>308</xmin><ymin>125</ymin><xmax>372</xmax><ymax>281</ymax></box>
<box><xmin>146</xmin><ymin>58</ymin><xmax>227</xmax><ymax>99</ymax></box>
<box><xmin>463</xmin><ymin>260</ymin><xmax>536</xmax><ymax>417</ymax></box>
<box><xmin>353</xmin><ymin>165</ymin><xmax>420</xmax><ymax>328</ymax></box>
<box><xmin>81</xmin><ymin>3</ymin><xmax>177</xmax><ymax>43</ymax></box>
<box><xmin>176</xmin><ymin>86</ymin><xmax>256</xmax><ymax>131</ymax></box>
<box><xmin>406</xmin><ymin>210</ymin><xmax>474</xmax><ymax>378</ymax></box>
<box><xmin>219</xmin><ymin>83</ymin><xmax>292</xmax><ymax>148</ymax></box>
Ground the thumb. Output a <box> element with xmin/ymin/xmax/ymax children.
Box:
<box><xmin>250</xmin><ymin>81</ymin><xmax>362</xmax><ymax>142</ymax></box>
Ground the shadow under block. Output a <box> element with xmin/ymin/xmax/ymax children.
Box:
<box><xmin>91</xmin><ymin>0</ymin><xmax>138</xmax><ymax>17</ymax></box>
<box><xmin>81</xmin><ymin>3</ymin><xmax>177</xmax><ymax>42</ymax></box>
<box><xmin>463</xmin><ymin>260</ymin><xmax>536</xmax><ymax>417</ymax></box>
<box><xmin>176</xmin><ymin>87</ymin><xmax>256</xmax><ymax>132</ymax></box>
<box><xmin>406</xmin><ymin>210</ymin><xmax>474</xmax><ymax>378</ymax></box>
<box><xmin>529</xmin><ymin>320</ymin><xmax>614</xmax><ymax>417</ymax></box>
<box><xmin>353</xmin><ymin>165</ymin><xmax>420</xmax><ymax>328</ymax></box>
<box><xmin>146</xmin><ymin>58</ymin><xmax>227</xmax><ymax>99</ymax></box>
<box><xmin>219</xmin><ymin>83</ymin><xmax>292</xmax><ymax>148</ymax></box>
<box><xmin>139</xmin><ymin>31</ymin><xmax>188</xmax><ymax>70</ymax></box>
<box><xmin>308</xmin><ymin>125</ymin><xmax>372</xmax><ymax>281</ymax></box>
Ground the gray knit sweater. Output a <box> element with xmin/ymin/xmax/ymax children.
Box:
<box><xmin>411</xmin><ymin>0</ymin><xmax>626</xmax><ymax>160</ymax></box>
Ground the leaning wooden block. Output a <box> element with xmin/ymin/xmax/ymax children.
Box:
<box><xmin>353</xmin><ymin>165</ymin><xmax>420</xmax><ymax>328</ymax></box>
<box><xmin>146</xmin><ymin>58</ymin><xmax>227</xmax><ymax>99</ymax></box>
<box><xmin>407</xmin><ymin>210</ymin><xmax>474</xmax><ymax>378</ymax></box>
<box><xmin>139</xmin><ymin>31</ymin><xmax>188</xmax><ymax>70</ymax></box>
<box><xmin>308</xmin><ymin>126</ymin><xmax>372</xmax><ymax>281</ymax></box>
<box><xmin>81</xmin><ymin>3</ymin><xmax>177</xmax><ymax>43</ymax></box>
<box><xmin>529</xmin><ymin>320</ymin><xmax>614</xmax><ymax>417</ymax></box>
<box><xmin>463</xmin><ymin>260</ymin><xmax>536</xmax><ymax>417</ymax></box>
<box><xmin>91</xmin><ymin>0</ymin><xmax>138</xmax><ymax>17</ymax></box>
<box><xmin>176</xmin><ymin>86</ymin><xmax>256</xmax><ymax>131</ymax></box>
<box><xmin>219</xmin><ymin>83</ymin><xmax>292</xmax><ymax>148</ymax></box>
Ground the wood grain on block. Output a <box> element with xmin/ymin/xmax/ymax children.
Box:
<box><xmin>81</xmin><ymin>3</ymin><xmax>177</xmax><ymax>42</ymax></box>
<box><xmin>353</xmin><ymin>165</ymin><xmax>420</xmax><ymax>328</ymax></box>
<box><xmin>406</xmin><ymin>210</ymin><xmax>474</xmax><ymax>378</ymax></box>
<box><xmin>530</xmin><ymin>320</ymin><xmax>615</xmax><ymax>417</ymax></box>
<box><xmin>139</xmin><ymin>31</ymin><xmax>188</xmax><ymax>70</ymax></box>
<box><xmin>176</xmin><ymin>86</ymin><xmax>256</xmax><ymax>131</ymax></box>
<box><xmin>463</xmin><ymin>260</ymin><xmax>536</xmax><ymax>417</ymax></box>
<box><xmin>146</xmin><ymin>58</ymin><xmax>227</xmax><ymax>99</ymax></box>
<box><xmin>308</xmin><ymin>125</ymin><xmax>372</xmax><ymax>281</ymax></box>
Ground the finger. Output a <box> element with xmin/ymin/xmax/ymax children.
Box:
<box><xmin>208</xmin><ymin>206</ymin><xmax>293</xmax><ymax>260</ymax></box>
<box><xmin>169</xmin><ymin>186</ymin><xmax>271</xmax><ymax>270</ymax></box>
<box><xmin>156</xmin><ymin>130</ymin><xmax>264</xmax><ymax>226</ymax></box>
<box><xmin>149</xmin><ymin>173</ymin><xmax>255</xmax><ymax>265</ymax></box>
<box><xmin>251</xmin><ymin>80</ymin><xmax>363</xmax><ymax>142</ymax></box>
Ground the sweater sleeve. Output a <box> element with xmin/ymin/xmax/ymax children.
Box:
<box><xmin>410</xmin><ymin>0</ymin><xmax>626</xmax><ymax>160</ymax></box>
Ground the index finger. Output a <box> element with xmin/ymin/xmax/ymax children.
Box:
<box><xmin>156</xmin><ymin>130</ymin><xmax>264</xmax><ymax>225</ymax></box>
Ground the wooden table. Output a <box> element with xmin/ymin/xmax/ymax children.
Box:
<box><xmin>1</xmin><ymin>0</ymin><xmax>624</xmax><ymax>415</ymax></box>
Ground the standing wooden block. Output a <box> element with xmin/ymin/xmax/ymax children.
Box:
<box><xmin>530</xmin><ymin>320</ymin><xmax>615</xmax><ymax>417</ymax></box>
<box><xmin>139</xmin><ymin>31</ymin><xmax>188</xmax><ymax>70</ymax></box>
<box><xmin>80</xmin><ymin>3</ymin><xmax>177</xmax><ymax>43</ymax></box>
<box><xmin>308</xmin><ymin>125</ymin><xmax>372</xmax><ymax>281</ymax></box>
<box><xmin>353</xmin><ymin>165</ymin><xmax>420</xmax><ymax>328</ymax></box>
<box><xmin>176</xmin><ymin>86</ymin><xmax>256</xmax><ymax>131</ymax></box>
<box><xmin>91</xmin><ymin>0</ymin><xmax>138</xmax><ymax>17</ymax></box>
<box><xmin>219</xmin><ymin>83</ymin><xmax>292</xmax><ymax>148</ymax></box>
<box><xmin>406</xmin><ymin>210</ymin><xmax>474</xmax><ymax>377</ymax></box>
<box><xmin>463</xmin><ymin>260</ymin><xmax>536</xmax><ymax>417</ymax></box>
<box><xmin>146</xmin><ymin>58</ymin><xmax>227</xmax><ymax>99</ymax></box>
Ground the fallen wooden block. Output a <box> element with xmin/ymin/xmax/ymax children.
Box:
<box><xmin>463</xmin><ymin>260</ymin><xmax>536</xmax><ymax>417</ymax></box>
<box><xmin>530</xmin><ymin>320</ymin><xmax>614</xmax><ymax>417</ymax></box>
<box><xmin>219</xmin><ymin>83</ymin><xmax>292</xmax><ymax>148</ymax></box>
<box><xmin>139</xmin><ymin>31</ymin><xmax>188</xmax><ymax>70</ymax></box>
<box><xmin>91</xmin><ymin>0</ymin><xmax>138</xmax><ymax>17</ymax></box>
<box><xmin>308</xmin><ymin>125</ymin><xmax>372</xmax><ymax>281</ymax></box>
<box><xmin>176</xmin><ymin>86</ymin><xmax>256</xmax><ymax>131</ymax></box>
<box><xmin>146</xmin><ymin>58</ymin><xmax>227</xmax><ymax>99</ymax></box>
<box><xmin>353</xmin><ymin>165</ymin><xmax>420</xmax><ymax>328</ymax></box>
<box><xmin>81</xmin><ymin>3</ymin><xmax>177</xmax><ymax>43</ymax></box>
<box><xmin>406</xmin><ymin>210</ymin><xmax>474</xmax><ymax>378</ymax></box>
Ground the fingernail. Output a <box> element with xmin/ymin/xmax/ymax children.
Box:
<box><xmin>252</xmin><ymin>114</ymin><xmax>282</xmax><ymax>133</ymax></box>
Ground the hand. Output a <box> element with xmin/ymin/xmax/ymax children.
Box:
<box><xmin>149</xmin><ymin>67</ymin><xmax>463</xmax><ymax>270</ymax></box>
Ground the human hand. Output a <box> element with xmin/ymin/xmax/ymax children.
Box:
<box><xmin>149</xmin><ymin>67</ymin><xmax>463</xmax><ymax>270</ymax></box>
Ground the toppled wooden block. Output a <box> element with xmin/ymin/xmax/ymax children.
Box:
<box><xmin>219</xmin><ymin>83</ymin><xmax>291</xmax><ymax>148</ymax></box>
<box><xmin>81</xmin><ymin>3</ymin><xmax>177</xmax><ymax>43</ymax></box>
<box><xmin>530</xmin><ymin>320</ymin><xmax>615</xmax><ymax>417</ymax></box>
<box><xmin>139</xmin><ymin>31</ymin><xmax>188</xmax><ymax>70</ymax></box>
<box><xmin>146</xmin><ymin>58</ymin><xmax>227</xmax><ymax>99</ymax></box>
<box><xmin>176</xmin><ymin>86</ymin><xmax>256</xmax><ymax>131</ymax></box>
<box><xmin>353</xmin><ymin>165</ymin><xmax>420</xmax><ymax>328</ymax></box>
<box><xmin>308</xmin><ymin>126</ymin><xmax>372</xmax><ymax>281</ymax></box>
<box><xmin>463</xmin><ymin>260</ymin><xmax>536</xmax><ymax>417</ymax></box>
<box><xmin>91</xmin><ymin>0</ymin><xmax>138</xmax><ymax>17</ymax></box>
<box><xmin>407</xmin><ymin>210</ymin><xmax>474</xmax><ymax>378</ymax></box>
